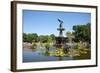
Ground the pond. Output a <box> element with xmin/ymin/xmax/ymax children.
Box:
<box><xmin>23</xmin><ymin>47</ymin><xmax>73</xmax><ymax>62</ymax></box>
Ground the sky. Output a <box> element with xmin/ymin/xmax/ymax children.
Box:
<box><xmin>23</xmin><ymin>10</ymin><xmax>91</xmax><ymax>36</ymax></box>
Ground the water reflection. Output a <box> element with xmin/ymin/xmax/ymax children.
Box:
<box><xmin>23</xmin><ymin>44</ymin><xmax>73</xmax><ymax>62</ymax></box>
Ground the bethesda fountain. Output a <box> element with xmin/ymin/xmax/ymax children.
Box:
<box><xmin>55</xmin><ymin>19</ymin><xmax>67</xmax><ymax>48</ymax></box>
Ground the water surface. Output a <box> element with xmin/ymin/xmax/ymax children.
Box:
<box><xmin>23</xmin><ymin>48</ymin><xmax>73</xmax><ymax>62</ymax></box>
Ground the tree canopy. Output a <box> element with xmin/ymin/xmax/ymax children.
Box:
<box><xmin>23</xmin><ymin>33</ymin><xmax>55</xmax><ymax>43</ymax></box>
<box><xmin>23</xmin><ymin>33</ymin><xmax>38</xmax><ymax>43</ymax></box>
<box><xmin>73</xmin><ymin>23</ymin><xmax>91</xmax><ymax>43</ymax></box>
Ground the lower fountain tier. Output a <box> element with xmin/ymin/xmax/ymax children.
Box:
<box><xmin>55</xmin><ymin>37</ymin><xmax>67</xmax><ymax>48</ymax></box>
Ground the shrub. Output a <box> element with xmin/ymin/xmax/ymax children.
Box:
<box><xmin>30</xmin><ymin>43</ymin><xmax>37</xmax><ymax>49</ymax></box>
<box><xmin>74</xmin><ymin>43</ymin><xmax>81</xmax><ymax>49</ymax></box>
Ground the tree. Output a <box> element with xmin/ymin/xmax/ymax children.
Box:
<box><xmin>23</xmin><ymin>33</ymin><xmax>38</xmax><ymax>43</ymax></box>
<box><xmin>38</xmin><ymin>35</ymin><xmax>48</xmax><ymax>43</ymax></box>
<box><xmin>23</xmin><ymin>33</ymin><xmax>27</xmax><ymax>42</ymax></box>
<box><xmin>47</xmin><ymin>36</ymin><xmax>52</xmax><ymax>43</ymax></box>
<box><xmin>50</xmin><ymin>34</ymin><xmax>55</xmax><ymax>42</ymax></box>
<box><xmin>31</xmin><ymin>33</ymin><xmax>38</xmax><ymax>42</ymax></box>
<box><xmin>73</xmin><ymin>23</ymin><xmax>91</xmax><ymax>43</ymax></box>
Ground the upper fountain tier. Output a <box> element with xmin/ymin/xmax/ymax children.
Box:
<box><xmin>57</xmin><ymin>19</ymin><xmax>65</xmax><ymax>37</ymax></box>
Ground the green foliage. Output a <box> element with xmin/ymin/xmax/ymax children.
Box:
<box><xmin>23</xmin><ymin>33</ymin><xmax>38</xmax><ymax>43</ymax></box>
<box><xmin>47</xmin><ymin>36</ymin><xmax>52</xmax><ymax>43</ymax></box>
<box><xmin>55</xmin><ymin>48</ymin><xmax>65</xmax><ymax>56</ymax></box>
<box><xmin>45</xmin><ymin>43</ymin><xmax>50</xmax><ymax>49</ymax></box>
<box><xmin>23</xmin><ymin>33</ymin><xmax>56</xmax><ymax>44</ymax></box>
<box><xmin>39</xmin><ymin>34</ymin><xmax>55</xmax><ymax>43</ymax></box>
<box><xmin>73</xmin><ymin>23</ymin><xmax>91</xmax><ymax>43</ymax></box>
<box><xmin>50</xmin><ymin>34</ymin><xmax>55</xmax><ymax>41</ymax></box>
<box><xmin>44</xmin><ymin>43</ymin><xmax>51</xmax><ymax>56</ymax></box>
<box><xmin>74</xmin><ymin>43</ymin><xmax>81</xmax><ymax>49</ymax></box>
<box><xmin>23</xmin><ymin>33</ymin><xmax>27</xmax><ymax>42</ymax></box>
<box><xmin>66</xmin><ymin>31</ymin><xmax>74</xmax><ymax>43</ymax></box>
<box><xmin>30</xmin><ymin>43</ymin><xmax>37</xmax><ymax>49</ymax></box>
<box><xmin>73</xmin><ymin>48</ymin><xmax>91</xmax><ymax>60</ymax></box>
<box><xmin>38</xmin><ymin>35</ymin><xmax>48</xmax><ymax>43</ymax></box>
